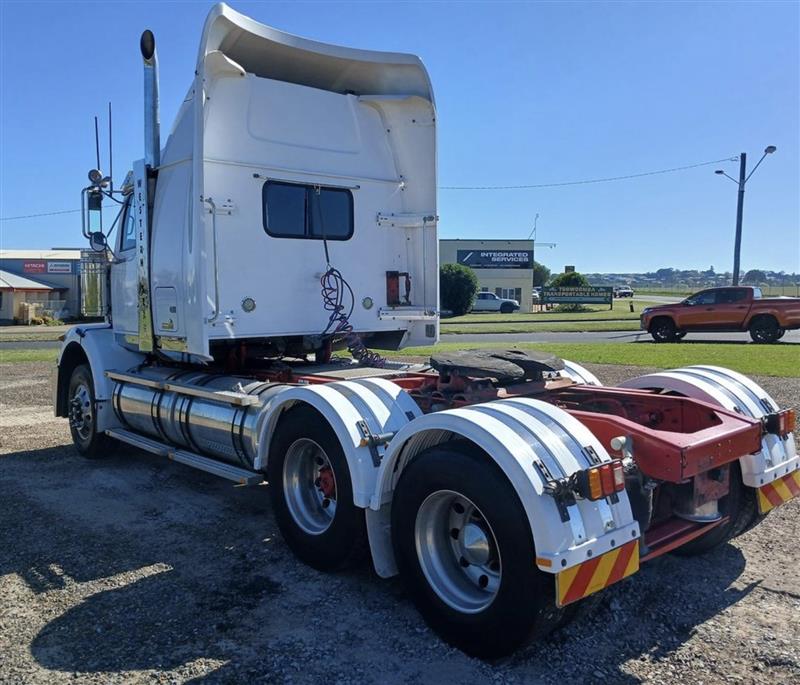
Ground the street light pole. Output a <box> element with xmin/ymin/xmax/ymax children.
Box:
<box><xmin>715</xmin><ymin>145</ymin><xmax>776</xmax><ymax>287</ymax></box>
<box><xmin>732</xmin><ymin>153</ymin><xmax>746</xmax><ymax>286</ymax></box>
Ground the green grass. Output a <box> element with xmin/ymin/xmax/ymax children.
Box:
<box><xmin>0</xmin><ymin>331</ymin><xmax>65</xmax><ymax>342</ymax></box>
<box><xmin>444</xmin><ymin>299</ymin><xmax>658</xmax><ymax>324</ymax></box>
<box><xmin>442</xmin><ymin>320</ymin><xmax>641</xmax><ymax>334</ymax></box>
<box><xmin>0</xmin><ymin>349</ymin><xmax>59</xmax><ymax>363</ymax></box>
<box><xmin>387</xmin><ymin>342</ymin><xmax>799</xmax><ymax>377</ymax></box>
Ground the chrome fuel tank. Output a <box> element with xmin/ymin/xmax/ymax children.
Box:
<box><xmin>111</xmin><ymin>367</ymin><xmax>289</xmax><ymax>468</ymax></box>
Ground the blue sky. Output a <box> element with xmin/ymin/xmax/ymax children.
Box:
<box><xmin>1</xmin><ymin>0</ymin><xmax>798</xmax><ymax>274</ymax></box>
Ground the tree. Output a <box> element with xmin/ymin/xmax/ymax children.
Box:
<box><xmin>532</xmin><ymin>261</ymin><xmax>551</xmax><ymax>287</ymax></box>
<box><xmin>440</xmin><ymin>263</ymin><xmax>479</xmax><ymax>316</ymax></box>
<box><xmin>743</xmin><ymin>269</ymin><xmax>766</xmax><ymax>285</ymax></box>
<box><xmin>549</xmin><ymin>271</ymin><xmax>590</xmax><ymax>288</ymax></box>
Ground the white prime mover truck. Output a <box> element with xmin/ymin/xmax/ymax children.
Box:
<box><xmin>54</xmin><ymin>3</ymin><xmax>798</xmax><ymax>658</ymax></box>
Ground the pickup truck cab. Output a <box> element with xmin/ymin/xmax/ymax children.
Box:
<box><xmin>641</xmin><ymin>286</ymin><xmax>800</xmax><ymax>343</ymax></box>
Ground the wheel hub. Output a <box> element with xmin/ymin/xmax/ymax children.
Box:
<box><xmin>460</xmin><ymin>522</ymin><xmax>491</xmax><ymax>566</ymax></box>
<box><xmin>69</xmin><ymin>384</ymin><xmax>93</xmax><ymax>439</ymax></box>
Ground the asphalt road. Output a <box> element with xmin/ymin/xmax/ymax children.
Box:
<box><xmin>441</xmin><ymin>329</ymin><xmax>800</xmax><ymax>344</ymax></box>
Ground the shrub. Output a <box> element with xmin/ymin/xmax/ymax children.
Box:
<box><xmin>440</xmin><ymin>263</ymin><xmax>479</xmax><ymax>316</ymax></box>
<box><xmin>549</xmin><ymin>271</ymin><xmax>590</xmax><ymax>288</ymax></box>
<box><xmin>548</xmin><ymin>271</ymin><xmax>591</xmax><ymax>312</ymax></box>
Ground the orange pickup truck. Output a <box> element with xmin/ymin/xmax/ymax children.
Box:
<box><xmin>641</xmin><ymin>286</ymin><xmax>800</xmax><ymax>343</ymax></box>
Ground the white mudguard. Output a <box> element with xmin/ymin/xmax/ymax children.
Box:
<box><xmin>619</xmin><ymin>365</ymin><xmax>797</xmax><ymax>488</ymax></box>
<box><xmin>257</xmin><ymin>377</ymin><xmax>422</xmax><ymax>507</ymax></box>
<box><xmin>559</xmin><ymin>359</ymin><xmax>602</xmax><ymax>386</ymax></box>
<box><xmin>369</xmin><ymin>397</ymin><xmax>639</xmax><ymax>578</ymax></box>
<box><xmin>56</xmin><ymin>324</ymin><xmax>146</xmax><ymax>432</ymax></box>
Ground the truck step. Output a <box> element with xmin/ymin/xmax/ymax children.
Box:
<box><xmin>106</xmin><ymin>428</ymin><xmax>264</xmax><ymax>485</ymax></box>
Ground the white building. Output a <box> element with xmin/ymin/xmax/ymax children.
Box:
<box><xmin>439</xmin><ymin>239</ymin><xmax>535</xmax><ymax>312</ymax></box>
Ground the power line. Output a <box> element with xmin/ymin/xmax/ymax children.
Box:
<box><xmin>0</xmin><ymin>155</ymin><xmax>738</xmax><ymax>221</ymax></box>
<box><xmin>439</xmin><ymin>156</ymin><xmax>738</xmax><ymax>190</ymax></box>
<box><xmin>1</xmin><ymin>208</ymin><xmax>82</xmax><ymax>221</ymax></box>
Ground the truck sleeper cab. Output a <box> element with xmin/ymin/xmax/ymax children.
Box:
<box><xmin>56</xmin><ymin>3</ymin><xmax>799</xmax><ymax>659</ymax></box>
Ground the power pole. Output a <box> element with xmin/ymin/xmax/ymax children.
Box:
<box><xmin>732</xmin><ymin>153</ymin><xmax>746</xmax><ymax>286</ymax></box>
<box><xmin>715</xmin><ymin>145</ymin><xmax>776</xmax><ymax>287</ymax></box>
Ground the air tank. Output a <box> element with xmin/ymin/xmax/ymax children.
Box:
<box><xmin>111</xmin><ymin>367</ymin><xmax>290</xmax><ymax>468</ymax></box>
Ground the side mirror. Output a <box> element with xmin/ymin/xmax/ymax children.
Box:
<box><xmin>89</xmin><ymin>231</ymin><xmax>108</xmax><ymax>252</ymax></box>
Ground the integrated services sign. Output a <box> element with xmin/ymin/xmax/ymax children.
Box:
<box><xmin>47</xmin><ymin>261</ymin><xmax>73</xmax><ymax>274</ymax></box>
<box><xmin>457</xmin><ymin>250</ymin><xmax>533</xmax><ymax>270</ymax></box>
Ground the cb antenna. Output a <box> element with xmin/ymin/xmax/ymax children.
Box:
<box><xmin>108</xmin><ymin>101</ymin><xmax>113</xmax><ymax>193</ymax></box>
<box><xmin>94</xmin><ymin>115</ymin><xmax>101</xmax><ymax>171</ymax></box>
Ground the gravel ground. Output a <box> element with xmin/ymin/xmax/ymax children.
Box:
<box><xmin>1</xmin><ymin>360</ymin><xmax>798</xmax><ymax>684</ymax></box>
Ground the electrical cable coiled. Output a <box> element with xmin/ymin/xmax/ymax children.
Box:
<box><xmin>320</xmin><ymin>266</ymin><xmax>385</xmax><ymax>368</ymax></box>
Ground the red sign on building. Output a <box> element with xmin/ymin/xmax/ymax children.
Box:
<box><xmin>23</xmin><ymin>261</ymin><xmax>47</xmax><ymax>274</ymax></box>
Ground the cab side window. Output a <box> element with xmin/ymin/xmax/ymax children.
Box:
<box><xmin>693</xmin><ymin>291</ymin><xmax>717</xmax><ymax>305</ymax></box>
<box><xmin>120</xmin><ymin>198</ymin><xmax>136</xmax><ymax>252</ymax></box>
<box><xmin>718</xmin><ymin>289</ymin><xmax>748</xmax><ymax>304</ymax></box>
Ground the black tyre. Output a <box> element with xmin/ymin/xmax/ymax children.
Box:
<box><xmin>749</xmin><ymin>316</ymin><xmax>780</xmax><ymax>344</ymax></box>
<box><xmin>650</xmin><ymin>317</ymin><xmax>677</xmax><ymax>343</ymax></box>
<box><xmin>675</xmin><ymin>331</ymin><xmax>687</xmax><ymax>340</ymax></box>
<box><xmin>391</xmin><ymin>441</ymin><xmax>558</xmax><ymax>659</ymax></box>
<box><xmin>68</xmin><ymin>364</ymin><xmax>113</xmax><ymax>458</ymax></box>
<box><xmin>672</xmin><ymin>464</ymin><xmax>760</xmax><ymax>556</ymax></box>
<box><xmin>268</xmin><ymin>405</ymin><xmax>366</xmax><ymax>571</ymax></box>
<box><xmin>500</xmin><ymin>303</ymin><xmax>513</xmax><ymax>314</ymax></box>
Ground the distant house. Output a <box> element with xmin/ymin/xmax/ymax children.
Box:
<box><xmin>0</xmin><ymin>269</ymin><xmax>67</xmax><ymax>323</ymax></box>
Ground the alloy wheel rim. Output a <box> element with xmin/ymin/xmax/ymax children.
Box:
<box><xmin>414</xmin><ymin>490</ymin><xmax>502</xmax><ymax>614</ymax></box>
<box><xmin>282</xmin><ymin>438</ymin><xmax>338</xmax><ymax>535</ymax></box>
<box><xmin>69</xmin><ymin>384</ymin><xmax>93</xmax><ymax>440</ymax></box>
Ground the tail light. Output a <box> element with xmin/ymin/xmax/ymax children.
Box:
<box><xmin>764</xmin><ymin>409</ymin><xmax>796</xmax><ymax>437</ymax></box>
<box><xmin>575</xmin><ymin>460</ymin><xmax>626</xmax><ymax>501</ymax></box>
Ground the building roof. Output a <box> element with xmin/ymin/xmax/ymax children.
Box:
<box><xmin>0</xmin><ymin>249</ymin><xmax>81</xmax><ymax>260</ymax></box>
<box><xmin>0</xmin><ymin>269</ymin><xmax>64</xmax><ymax>291</ymax></box>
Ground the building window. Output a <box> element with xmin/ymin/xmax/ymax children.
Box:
<box><xmin>262</xmin><ymin>181</ymin><xmax>353</xmax><ymax>241</ymax></box>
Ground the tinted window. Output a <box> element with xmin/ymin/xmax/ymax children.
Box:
<box><xmin>688</xmin><ymin>290</ymin><xmax>717</xmax><ymax>305</ymax></box>
<box><xmin>120</xmin><ymin>198</ymin><xmax>136</xmax><ymax>251</ymax></box>
<box><xmin>263</xmin><ymin>181</ymin><xmax>353</xmax><ymax>240</ymax></box>
<box><xmin>264</xmin><ymin>182</ymin><xmax>306</xmax><ymax>238</ymax></box>
<box><xmin>718</xmin><ymin>288</ymin><xmax>748</xmax><ymax>304</ymax></box>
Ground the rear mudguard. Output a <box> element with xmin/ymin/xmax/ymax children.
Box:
<box><xmin>369</xmin><ymin>397</ymin><xmax>638</xmax><ymax>578</ymax></box>
<box><xmin>559</xmin><ymin>359</ymin><xmax>602</xmax><ymax>386</ymax></box>
<box><xmin>256</xmin><ymin>377</ymin><xmax>423</xmax><ymax>507</ymax></box>
<box><xmin>619</xmin><ymin>365</ymin><xmax>797</xmax><ymax>488</ymax></box>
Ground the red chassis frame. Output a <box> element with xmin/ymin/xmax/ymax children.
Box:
<box><xmin>244</xmin><ymin>363</ymin><xmax>767</xmax><ymax>561</ymax></box>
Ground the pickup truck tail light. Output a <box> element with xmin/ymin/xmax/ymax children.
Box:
<box><xmin>764</xmin><ymin>409</ymin><xmax>796</xmax><ymax>437</ymax></box>
<box><xmin>575</xmin><ymin>460</ymin><xmax>626</xmax><ymax>500</ymax></box>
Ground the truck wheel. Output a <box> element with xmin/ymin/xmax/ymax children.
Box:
<box><xmin>672</xmin><ymin>465</ymin><xmax>759</xmax><ymax>556</ymax></box>
<box><xmin>68</xmin><ymin>364</ymin><xmax>113</xmax><ymax>458</ymax></box>
<box><xmin>749</xmin><ymin>316</ymin><xmax>780</xmax><ymax>344</ymax></box>
<box><xmin>675</xmin><ymin>331</ymin><xmax>687</xmax><ymax>340</ymax></box>
<box><xmin>650</xmin><ymin>318</ymin><xmax>677</xmax><ymax>343</ymax></box>
<box><xmin>391</xmin><ymin>441</ymin><xmax>557</xmax><ymax>659</ymax></box>
<box><xmin>268</xmin><ymin>405</ymin><xmax>366</xmax><ymax>571</ymax></box>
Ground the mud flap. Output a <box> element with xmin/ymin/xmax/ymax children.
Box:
<box><xmin>756</xmin><ymin>469</ymin><xmax>800</xmax><ymax>514</ymax></box>
<box><xmin>555</xmin><ymin>539</ymin><xmax>639</xmax><ymax>607</ymax></box>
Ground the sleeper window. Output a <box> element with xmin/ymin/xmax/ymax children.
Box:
<box><xmin>263</xmin><ymin>181</ymin><xmax>353</xmax><ymax>241</ymax></box>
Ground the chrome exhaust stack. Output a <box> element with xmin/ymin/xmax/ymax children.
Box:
<box><xmin>140</xmin><ymin>29</ymin><xmax>161</xmax><ymax>169</ymax></box>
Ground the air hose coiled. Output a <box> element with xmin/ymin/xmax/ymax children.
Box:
<box><xmin>320</xmin><ymin>266</ymin><xmax>385</xmax><ymax>367</ymax></box>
